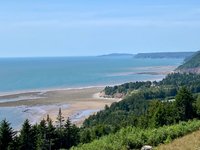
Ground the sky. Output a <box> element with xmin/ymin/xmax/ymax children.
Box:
<box><xmin>0</xmin><ymin>0</ymin><xmax>200</xmax><ymax>57</ymax></box>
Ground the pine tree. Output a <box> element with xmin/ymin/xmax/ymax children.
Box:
<box><xmin>46</xmin><ymin>115</ymin><xmax>56</xmax><ymax>150</ymax></box>
<box><xmin>0</xmin><ymin>119</ymin><xmax>15</xmax><ymax>150</ymax></box>
<box><xmin>63</xmin><ymin>118</ymin><xmax>80</xmax><ymax>149</ymax></box>
<box><xmin>56</xmin><ymin>108</ymin><xmax>65</xmax><ymax>130</ymax></box>
<box><xmin>175</xmin><ymin>87</ymin><xmax>195</xmax><ymax>120</ymax></box>
<box><xmin>36</xmin><ymin>119</ymin><xmax>48</xmax><ymax>150</ymax></box>
<box><xmin>19</xmin><ymin>119</ymin><xmax>36</xmax><ymax>150</ymax></box>
<box><xmin>8</xmin><ymin>135</ymin><xmax>20</xmax><ymax>150</ymax></box>
<box><xmin>55</xmin><ymin>108</ymin><xmax>65</xmax><ymax>149</ymax></box>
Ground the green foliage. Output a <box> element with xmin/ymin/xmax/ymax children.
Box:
<box><xmin>0</xmin><ymin>119</ymin><xmax>15</xmax><ymax>150</ymax></box>
<box><xmin>56</xmin><ymin>108</ymin><xmax>65</xmax><ymax>129</ymax></box>
<box><xmin>62</xmin><ymin>118</ymin><xmax>80</xmax><ymax>149</ymax></box>
<box><xmin>16</xmin><ymin>112</ymin><xmax>80</xmax><ymax>150</ymax></box>
<box><xmin>19</xmin><ymin>119</ymin><xmax>37</xmax><ymax>150</ymax></box>
<box><xmin>175</xmin><ymin>87</ymin><xmax>195</xmax><ymax>120</ymax></box>
<box><xmin>105</xmin><ymin>73</ymin><xmax>200</xmax><ymax>98</ymax></box>
<box><xmin>104</xmin><ymin>81</ymin><xmax>152</xmax><ymax>96</ymax></box>
<box><xmin>46</xmin><ymin>117</ymin><xmax>56</xmax><ymax>150</ymax></box>
<box><xmin>71</xmin><ymin>120</ymin><xmax>200</xmax><ymax>150</ymax></box>
<box><xmin>83</xmin><ymin>92</ymin><xmax>149</xmax><ymax>128</ymax></box>
<box><xmin>147</xmin><ymin>100</ymin><xmax>178</xmax><ymax>128</ymax></box>
<box><xmin>160</xmin><ymin>73</ymin><xmax>200</xmax><ymax>93</ymax></box>
<box><xmin>36</xmin><ymin>119</ymin><xmax>49</xmax><ymax>150</ymax></box>
<box><xmin>177</xmin><ymin>51</ymin><xmax>200</xmax><ymax>69</ymax></box>
<box><xmin>84</xmin><ymin>73</ymin><xmax>200</xmax><ymax>130</ymax></box>
<box><xmin>195</xmin><ymin>95</ymin><xmax>200</xmax><ymax>116</ymax></box>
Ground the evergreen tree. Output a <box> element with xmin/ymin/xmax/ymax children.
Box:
<box><xmin>195</xmin><ymin>95</ymin><xmax>200</xmax><ymax>116</ymax></box>
<box><xmin>8</xmin><ymin>136</ymin><xmax>20</xmax><ymax>150</ymax></box>
<box><xmin>36</xmin><ymin>119</ymin><xmax>48</xmax><ymax>150</ymax></box>
<box><xmin>55</xmin><ymin>108</ymin><xmax>65</xmax><ymax>149</ymax></box>
<box><xmin>46</xmin><ymin>116</ymin><xmax>56</xmax><ymax>150</ymax></box>
<box><xmin>56</xmin><ymin>108</ymin><xmax>65</xmax><ymax>130</ymax></box>
<box><xmin>19</xmin><ymin>119</ymin><xmax>36</xmax><ymax>150</ymax></box>
<box><xmin>63</xmin><ymin>118</ymin><xmax>80</xmax><ymax>149</ymax></box>
<box><xmin>0</xmin><ymin>119</ymin><xmax>15</xmax><ymax>150</ymax></box>
<box><xmin>175</xmin><ymin>87</ymin><xmax>195</xmax><ymax>120</ymax></box>
<box><xmin>80</xmin><ymin>128</ymin><xmax>91</xmax><ymax>143</ymax></box>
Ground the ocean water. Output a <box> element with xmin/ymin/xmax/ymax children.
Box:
<box><xmin>0</xmin><ymin>57</ymin><xmax>183</xmax><ymax>93</ymax></box>
<box><xmin>0</xmin><ymin>57</ymin><xmax>183</xmax><ymax>129</ymax></box>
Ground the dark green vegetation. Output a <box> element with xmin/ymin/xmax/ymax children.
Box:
<box><xmin>84</xmin><ymin>77</ymin><xmax>200</xmax><ymax>129</ymax></box>
<box><xmin>134</xmin><ymin>52</ymin><xmax>194</xmax><ymax>59</ymax></box>
<box><xmin>72</xmin><ymin>120</ymin><xmax>200</xmax><ymax>150</ymax></box>
<box><xmin>0</xmin><ymin>112</ymin><xmax>80</xmax><ymax>150</ymax></box>
<box><xmin>2</xmin><ymin>71</ymin><xmax>200</xmax><ymax>149</ymax></box>
<box><xmin>104</xmin><ymin>73</ymin><xmax>200</xmax><ymax>98</ymax></box>
<box><xmin>177</xmin><ymin>51</ymin><xmax>200</xmax><ymax>70</ymax></box>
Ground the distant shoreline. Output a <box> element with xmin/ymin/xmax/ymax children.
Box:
<box><xmin>0</xmin><ymin>65</ymin><xmax>176</xmax><ymax>97</ymax></box>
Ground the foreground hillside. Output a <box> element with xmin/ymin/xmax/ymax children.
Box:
<box><xmin>72</xmin><ymin>120</ymin><xmax>200</xmax><ymax>150</ymax></box>
<box><xmin>176</xmin><ymin>51</ymin><xmax>200</xmax><ymax>73</ymax></box>
<box><xmin>157</xmin><ymin>129</ymin><xmax>200</xmax><ymax>150</ymax></box>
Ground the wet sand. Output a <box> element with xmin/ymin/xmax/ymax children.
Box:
<box><xmin>0</xmin><ymin>87</ymin><xmax>120</xmax><ymax>126</ymax></box>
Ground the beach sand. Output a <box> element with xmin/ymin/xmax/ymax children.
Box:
<box><xmin>0</xmin><ymin>87</ymin><xmax>120</xmax><ymax>126</ymax></box>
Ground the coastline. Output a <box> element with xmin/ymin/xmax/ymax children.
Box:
<box><xmin>0</xmin><ymin>87</ymin><xmax>120</xmax><ymax>128</ymax></box>
<box><xmin>0</xmin><ymin>65</ymin><xmax>177</xmax><ymax>128</ymax></box>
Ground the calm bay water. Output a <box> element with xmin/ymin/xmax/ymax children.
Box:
<box><xmin>0</xmin><ymin>57</ymin><xmax>183</xmax><ymax>93</ymax></box>
<box><xmin>0</xmin><ymin>56</ymin><xmax>183</xmax><ymax>129</ymax></box>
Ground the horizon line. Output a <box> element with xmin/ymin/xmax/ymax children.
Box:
<box><xmin>0</xmin><ymin>51</ymin><xmax>197</xmax><ymax>58</ymax></box>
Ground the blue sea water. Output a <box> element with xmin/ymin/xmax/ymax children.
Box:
<box><xmin>0</xmin><ymin>57</ymin><xmax>183</xmax><ymax>93</ymax></box>
<box><xmin>0</xmin><ymin>56</ymin><xmax>183</xmax><ymax>129</ymax></box>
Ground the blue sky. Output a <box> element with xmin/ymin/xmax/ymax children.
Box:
<box><xmin>0</xmin><ymin>0</ymin><xmax>200</xmax><ymax>57</ymax></box>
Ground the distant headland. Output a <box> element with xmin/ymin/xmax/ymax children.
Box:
<box><xmin>98</xmin><ymin>51</ymin><xmax>195</xmax><ymax>59</ymax></box>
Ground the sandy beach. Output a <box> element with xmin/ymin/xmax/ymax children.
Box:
<box><xmin>0</xmin><ymin>87</ymin><xmax>120</xmax><ymax>126</ymax></box>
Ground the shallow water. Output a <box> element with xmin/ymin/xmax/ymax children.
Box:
<box><xmin>0</xmin><ymin>104</ymin><xmax>69</xmax><ymax>130</ymax></box>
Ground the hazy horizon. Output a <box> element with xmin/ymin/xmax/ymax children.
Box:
<box><xmin>0</xmin><ymin>1</ymin><xmax>200</xmax><ymax>57</ymax></box>
<box><xmin>0</xmin><ymin>51</ymin><xmax>196</xmax><ymax>58</ymax></box>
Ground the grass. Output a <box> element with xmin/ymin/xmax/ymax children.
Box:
<box><xmin>157</xmin><ymin>129</ymin><xmax>200</xmax><ymax>150</ymax></box>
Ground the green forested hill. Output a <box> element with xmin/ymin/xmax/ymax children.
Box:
<box><xmin>83</xmin><ymin>73</ymin><xmax>200</xmax><ymax>128</ymax></box>
<box><xmin>176</xmin><ymin>51</ymin><xmax>200</xmax><ymax>73</ymax></box>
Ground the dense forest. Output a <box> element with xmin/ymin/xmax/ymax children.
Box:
<box><xmin>104</xmin><ymin>73</ymin><xmax>200</xmax><ymax>98</ymax></box>
<box><xmin>1</xmin><ymin>72</ymin><xmax>200</xmax><ymax>150</ymax></box>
